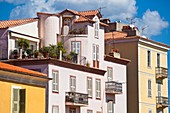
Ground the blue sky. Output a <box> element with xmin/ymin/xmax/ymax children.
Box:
<box><xmin>0</xmin><ymin>0</ymin><xmax>170</xmax><ymax>103</ymax></box>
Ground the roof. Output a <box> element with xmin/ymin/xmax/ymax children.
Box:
<box><xmin>0</xmin><ymin>62</ymin><xmax>46</xmax><ymax>77</ymax></box>
<box><xmin>105</xmin><ymin>31</ymin><xmax>128</xmax><ymax>40</ymax></box>
<box><xmin>0</xmin><ymin>18</ymin><xmax>38</xmax><ymax>29</ymax></box>
<box><xmin>104</xmin><ymin>55</ymin><xmax>130</xmax><ymax>65</ymax></box>
<box><xmin>105</xmin><ymin>32</ymin><xmax>170</xmax><ymax>49</ymax></box>
<box><xmin>4</xmin><ymin>58</ymin><xmax>106</xmax><ymax>76</ymax></box>
<box><xmin>79</xmin><ymin>10</ymin><xmax>102</xmax><ymax>17</ymax></box>
<box><xmin>59</xmin><ymin>9</ymin><xmax>108</xmax><ymax>26</ymax></box>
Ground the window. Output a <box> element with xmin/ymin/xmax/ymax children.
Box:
<box><xmin>94</xmin><ymin>18</ymin><xmax>99</xmax><ymax>38</ymax></box>
<box><xmin>87</xmin><ymin>110</ymin><xmax>93</xmax><ymax>113</ymax></box>
<box><xmin>107</xmin><ymin>101</ymin><xmax>113</xmax><ymax>113</ymax></box>
<box><xmin>87</xmin><ymin>77</ymin><xmax>92</xmax><ymax>97</ymax></box>
<box><xmin>148</xmin><ymin>109</ymin><xmax>152</xmax><ymax>113</ymax></box>
<box><xmin>157</xmin><ymin>80</ymin><xmax>162</xmax><ymax>97</ymax></box>
<box><xmin>64</xmin><ymin>18</ymin><xmax>71</xmax><ymax>26</ymax></box>
<box><xmin>107</xmin><ymin>67</ymin><xmax>113</xmax><ymax>81</ymax></box>
<box><xmin>96</xmin><ymin>79</ymin><xmax>101</xmax><ymax>99</ymax></box>
<box><xmin>70</xmin><ymin>76</ymin><xmax>76</xmax><ymax>92</ymax></box>
<box><xmin>52</xmin><ymin>106</ymin><xmax>59</xmax><ymax>113</ymax></box>
<box><xmin>157</xmin><ymin>53</ymin><xmax>160</xmax><ymax>67</ymax></box>
<box><xmin>71</xmin><ymin>41</ymin><xmax>81</xmax><ymax>55</ymax></box>
<box><xmin>148</xmin><ymin>80</ymin><xmax>152</xmax><ymax>97</ymax></box>
<box><xmin>93</xmin><ymin>44</ymin><xmax>99</xmax><ymax>68</ymax></box>
<box><xmin>147</xmin><ymin>50</ymin><xmax>151</xmax><ymax>67</ymax></box>
<box><xmin>12</xmin><ymin>88</ymin><xmax>25</xmax><ymax>113</ymax></box>
<box><xmin>52</xmin><ymin>71</ymin><xmax>59</xmax><ymax>92</ymax></box>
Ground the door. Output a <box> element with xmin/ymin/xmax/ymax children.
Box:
<box><xmin>70</xmin><ymin>108</ymin><xmax>76</xmax><ymax>113</ymax></box>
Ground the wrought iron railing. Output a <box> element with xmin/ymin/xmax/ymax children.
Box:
<box><xmin>155</xmin><ymin>67</ymin><xmax>168</xmax><ymax>79</ymax></box>
<box><xmin>65</xmin><ymin>92</ymin><xmax>88</xmax><ymax>105</ymax></box>
<box><xmin>105</xmin><ymin>81</ymin><xmax>122</xmax><ymax>94</ymax></box>
<box><xmin>156</xmin><ymin>96</ymin><xmax>168</xmax><ymax>107</ymax></box>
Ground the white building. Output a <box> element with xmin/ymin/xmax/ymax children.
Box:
<box><xmin>2</xmin><ymin>9</ymin><xmax>130</xmax><ymax>113</ymax></box>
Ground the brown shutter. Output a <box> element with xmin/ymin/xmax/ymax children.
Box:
<box><xmin>19</xmin><ymin>89</ymin><xmax>26</xmax><ymax>113</ymax></box>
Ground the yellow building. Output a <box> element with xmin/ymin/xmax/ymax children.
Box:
<box><xmin>105</xmin><ymin>34</ymin><xmax>169</xmax><ymax>113</ymax></box>
<box><xmin>0</xmin><ymin>62</ymin><xmax>49</xmax><ymax>113</ymax></box>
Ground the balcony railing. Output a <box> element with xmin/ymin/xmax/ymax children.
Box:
<box><xmin>105</xmin><ymin>81</ymin><xmax>122</xmax><ymax>94</ymax></box>
<box><xmin>155</xmin><ymin>67</ymin><xmax>168</xmax><ymax>79</ymax></box>
<box><xmin>156</xmin><ymin>96</ymin><xmax>169</xmax><ymax>108</ymax></box>
<box><xmin>65</xmin><ymin>92</ymin><xmax>88</xmax><ymax>106</ymax></box>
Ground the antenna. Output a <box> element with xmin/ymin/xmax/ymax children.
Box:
<box><xmin>98</xmin><ymin>6</ymin><xmax>106</xmax><ymax>16</ymax></box>
<box><xmin>126</xmin><ymin>17</ymin><xmax>136</xmax><ymax>25</ymax></box>
<box><xmin>141</xmin><ymin>25</ymin><xmax>148</xmax><ymax>35</ymax></box>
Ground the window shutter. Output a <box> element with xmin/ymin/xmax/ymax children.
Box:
<box><xmin>19</xmin><ymin>89</ymin><xmax>26</xmax><ymax>113</ymax></box>
<box><xmin>87</xmin><ymin>78</ymin><xmax>92</xmax><ymax>97</ymax></box>
<box><xmin>96</xmin><ymin>45</ymin><xmax>99</xmax><ymax>61</ymax></box>
<box><xmin>52</xmin><ymin>106</ymin><xmax>59</xmax><ymax>113</ymax></box>
<box><xmin>52</xmin><ymin>71</ymin><xmax>58</xmax><ymax>92</ymax></box>
<box><xmin>107</xmin><ymin>68</ymin><xmax>113</xmax><ymax>81</ymax></box>
<box><xmin>148</xmin><ymin>80</ymin><xmax>152</xmax><ymax>97</ymax></box>
<box><xmin>13</xmin><ymin>88</ymin><xmax>20</xmax><ymax>113</ymax></box>
<box><xmin>70</xmin><ymin>77</ymin><xmax>76</xmax><ymax>92</ymax></box>
<box><xmin>107</xmin><ymin>101</ymin><xmax>113</xmax><ymax>113</ymax></box>
<box><xmin>96</xmin><ymin>80</ymin><xmax>101</xmax><ymax>98</ymax></box>
<box><xmin>93</xmin><ymin>44</ymin><xmax>96</xmax><ymax>60</ymax></box>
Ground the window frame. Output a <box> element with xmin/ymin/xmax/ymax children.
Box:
<box><xmin>71</xmin><ymin>41</ymin><xmax>81</xmax><ymax>55</ymax></box>
<box><xmin>107</xmin><ymin>67</ymin><xmax>113</xmax><ymax>81</ymax></box>
<box><xmin>87</xmin><ymin>77</ymin><xmax>93</xmax><ymax>98</ymax></box>
<box><xmin>52</xmin><ymin>105</ymin><xmax>59</xmax><ymax>113</ymax></box>
<box><xmin>95</xmin><ymin>79</ymin><xmax>101</xmax><ymax>99</ymax></box>
<box><xmin>157</xmin><ymin>53</ymin><xmax>160</xmax><ymax>67</ymax></box>
<box><xmin>52</xmin><ymin>70</ymin><xmax>59</xmax><ymax>93</ymax></box>
<box><xmin>70</xmin><ymin>75</ymin><xmax>76</xmax><ymax>92</ymax></box>
<box><xmin>107</xmin><ymin>101</ymin><xmax>113</xmax><ymax>113</ymax></box>
<box><xmin>94</xmin><ymin>18</ymin><xmax>99</xmax><ymax>39</ymax></box>
<box><xmin>147</xmin><ymin>50</ymin><xmax>151</xmax><ymax>67</ymax></box>
<box><xmin>148</xmin><ymin>79</ymin><xmax>152</xmax><ymax>97</ymax></box>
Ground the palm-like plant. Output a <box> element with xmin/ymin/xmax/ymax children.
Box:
<box><xmin>17</xmin><ymin>39</ymin><xmax>30</xmax><ymax>59</ymax></box>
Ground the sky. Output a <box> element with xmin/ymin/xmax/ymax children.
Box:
<box><xmin>0</xmin><ymin>0</ymin><xmax>170</xmax><ymax>103</ymax></box>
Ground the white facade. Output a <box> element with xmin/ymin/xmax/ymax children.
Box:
<box><xmin>1</xmin><ymin>9</ymin><xmax>129</xmax><ymax>113</ymax></box>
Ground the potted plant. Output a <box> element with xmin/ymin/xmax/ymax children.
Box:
<box><xmin>56</xmin><ymin>42</ymin><xmax>66</xmax><ymax>59</ymax></box>
<box><xmin>17</xmin><ymin>39</ymin><xmax>30</xmax><ymax>59</ymax></box>
<box><xmin>39</xmin><ymin>46</ymin><xmax>50</xmax><ymax>58</ymax></box>
<box><xmin>33</xmin><ymin>50</ymin><xmax>39</xmax><ymax>58</ymax></box>
<box><xmin>26</xmin><ymin>49</ymin><xmax>33</xmax><ymax>58</ymax></box>
<box><xmin>12</xmin><ymin>49</ymin><xmax>19</xmax><ymax>59</ymax></box>
<box><xmin>70</xmin><ymin>51</ymin><xmax>77</xmax><ymax>63</ymax></box>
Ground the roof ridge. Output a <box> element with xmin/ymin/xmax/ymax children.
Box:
<box><xmin>0</xmin><ymin>18</ymin><xmax>37</xmax><ymax>22</ymax></box>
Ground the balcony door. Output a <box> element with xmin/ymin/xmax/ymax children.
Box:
<box><xmin>71</xmin><ymin>41</ymin><xmax>81</xmax><ymax>55</ymax></box>
<box><xmin>157</xmin><ymin>81</ymin><xmax>162</xmax><ymax>97</ymax></box>
<box><xmin>69</xmin><ymin>108</ymin><xmax>76</xmax><ymax>113</ymax></box>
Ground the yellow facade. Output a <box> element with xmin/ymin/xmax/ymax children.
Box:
<box><xmin>0</xmin><ymin>80</ymin><xmax>46</xmax><ymax>113</ymax></box>
<box><xmin>106</xmin><ymin>38</ymin><xmax>169</xmax><ymax>113</ymax></box>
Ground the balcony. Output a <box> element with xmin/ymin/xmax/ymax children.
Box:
<box><xmin>156</xmin><ymin>96</ymin><xmax>169</xmax><ymax>108</ymax></box>
<box><xmin>155</xmin><ymin>67</ymin><xmax>168</xmax><ymax>79</ymax></box>
<box><xmin>105</xmin><ymin>81</ymin><xmax>122</xmax><ymax>94</ymax></box>
<box><xmin>65</xmin><ymin>92</ymin><xmax>88</xmax><ymax>106</ymax></box>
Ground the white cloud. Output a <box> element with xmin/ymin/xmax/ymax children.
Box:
<box><xmin>1</xmin><ymin>0</ymin><xmax>169</xmax><ymax>37</ymax></box>
<box><xmin>135</xmin><ymin>9</ymin><xmax>169</xmax><ymax>37</ymax></box>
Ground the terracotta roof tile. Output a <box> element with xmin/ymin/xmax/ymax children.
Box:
<box><xmin>105</xmin><ymin>32</ymin><xmax>128</xmax><ymax>40</ymax></box>
<box><xmin>0</xmin><ymin>62</ymin><xmax>46</xmax><ymax>77</ymax></box>
<box><xmin>79</xmin><ymin>10</ymin><xmax>99</xmax><ymax>16</ymax></box>
<box><xmin>0</xmin><ymin>18</ymin><xmax>38</xmax><ymax>29</ymax></box>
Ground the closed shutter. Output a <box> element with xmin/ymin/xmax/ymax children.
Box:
<box><xmin>19</xmin><ymin>89</ymin><xmax>26</xmax><ymax>113</ymax></box>
<box><xmin>87</xmin><ymin>78</ymin><xmax>92</xmax><ymax>97</ymax></box>
<box><xmin>158</xmin><ymin>81</ymin><xmax>161</xmax><ymax>97</ymax></box>
<box><xmin>70</xmin><ymin>76</ymin><xmax>76</xmax><ymax>92</ymax></box>
<box><xmin>96</xmin><ymin>45</ymin><xmax>99</xmax><ymax>61</ymax></box>
<box><xmin>107</xmin><ymin>101</ymin><xmax>113</xmax><ymax>113</ymax></box>
<box><xmin>93</xmin><ymin>44</ymin><xmax>96</xmax><ymax>60</ymax></box>
<box><xmin>52</xmin><ymin>106</ymin><xmax>59</xmax><ymax>113</ymax></box>
<box><xmin>107</xmin><ymin>67</ymin><xmax>113</xmax><ymax>81</ymax></box>
<box><xmin>13</xmin><ymin>88</ymin><xmax>20</xmax><ymax>113</ymax></box>
<box><xmin>148</xmin><ymin>80</ymin><xmax>152</xmax><ymax>97</ymax></box>
<box><xmin>52</xmin><ymin>71</ymin><xmax>58</xmax><ymax>92</ymax></box>
<box><xmin>72</xmin><ymin>42</ymin><xmax>76</xmax><ymax>53</ymax></box>
<box><xmin>96</xmin><ymin>80</ymin><xmax>101</xmax><ymax>98</ymax></box>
